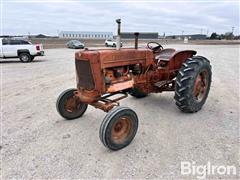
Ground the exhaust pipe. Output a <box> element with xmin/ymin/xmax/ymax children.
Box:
<box><xmin>116</xmin><ymin>19</ymin><xmax>121</xmax><ymax>50</ymax></box>
<box><xmin>134</xmin><ymin>32</ymin><xmax>139</xmax><ymax>49</ymax></box>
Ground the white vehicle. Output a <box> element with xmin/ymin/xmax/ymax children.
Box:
<box><xmin>0</xmin><ymin>38</ymin><xmax>44</xmax><ymax>62</ymax></box>
<box><xmin>105</xmin><ymin>39</ymin><xmax>123</xmax><ymax>47</ymax></box>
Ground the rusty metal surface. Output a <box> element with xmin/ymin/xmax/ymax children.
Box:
<box><xmin>90</xmin><ymin>93</ymin><xmax>128</xmax><ymax>112</ymax></box>
<box><xmin>73</xmin><ymin>90</ymin><xmax>98</xmax><ymax>103</ymax></box>
<box><xmin>107</xmin><ymin>79</ymin><xmax>134</xmax><ymax>93</ymax></box>
<box><xmin>99</xmin><ymin>48</ymin><xmax>153</xmax><ymax>68</ymax></box>
<box><xmin>74</xmin><ymin>47</ymin><xmax>196</xmax><ymax>111</ymax></box>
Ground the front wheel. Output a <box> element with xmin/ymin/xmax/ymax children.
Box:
<box><xmin>174</xmin><ymin>56</ymin><xmax>212</xmax><ymax>113</ymax></box>
<box><xmin>99</xmin><ymin>106</ymin><xmax>138</xmax><ymax>150</ymax></box>
<box><xmin>56</xmin><ymin>88</ymin><xmax>88</xmax><ymax>120</ymax></box>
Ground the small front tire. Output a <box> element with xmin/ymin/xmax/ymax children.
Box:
<box><xmin>99</xmin><ymin>106</ymin><xmax>138</xmax><ymax>150</ymax></box>
<box><xmin>56</xmin><ymin>88</ymin><xmax>88</xmax><ymax>120</ymax></box>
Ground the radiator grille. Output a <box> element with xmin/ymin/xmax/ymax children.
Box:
<box><xmin>75</xmin><ymin>60</ymin><xmax>95</xmax><ymax>90</ymax></box>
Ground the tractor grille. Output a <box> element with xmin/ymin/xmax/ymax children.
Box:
<box><xmin>75</xmin><ymin>60</ymin><xmax>95</xmax><ymax>90</ymax></box>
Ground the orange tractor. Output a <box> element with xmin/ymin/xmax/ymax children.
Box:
<box><xmin>56</xmin><ymin>19</ymin><xmax>212</xmax><ymax>150</ymax></box>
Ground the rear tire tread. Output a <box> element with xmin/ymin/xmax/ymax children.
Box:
<box><xmin>174</xmin><ymin>56</ymin><xmax>212</xmax><ymax>113</ymax></box>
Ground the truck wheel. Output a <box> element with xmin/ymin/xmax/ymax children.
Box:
<box><xmin>174</xmin><ymin>56</ymin><xmax>212</xmax><ymax>113</ymax></box>
<box><xmin>99</xmin><ymin>106</ymin><xmax>138</xmax><ymax>150</ymax></box>
<box><xmin>56</xmin><ymin>88</ymin><xmax>88</xmax><ymax>120</ymax></box>
<box><xmin>19</xmin><ymin>53</ymin><xmax>31</xmax><ymax>63</ymax></box>
<box><xmin>128</xmin><ymin>87</ymin><xmax>147</xmax><ymax>98</ymax></box>
<box><xmin>30</xmin><ymin>56</ymin><xmax>35</xmax><ymax>62</ymax></box>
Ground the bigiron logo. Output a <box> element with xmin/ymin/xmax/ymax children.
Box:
<box><xmin>180</xmin><ymin>161</ymin><xmax>237</xmax><ymax>179</ymax></box>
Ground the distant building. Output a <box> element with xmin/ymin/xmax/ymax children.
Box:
<box><xmin>34</xmin><ymin>34</ymin><xmax>48</xmax><ymax>38</ymax></box>
<box><xmin>59</xmin><ymin>31</ymin><xmax>113</xmax><ymax>39</ymax></box>
<box><xmin>120</xmin><ymin>32</ymin><xmax>159</xmax><ymax>39</ymax></box>
<box><xmin>166</xmin><ymin>34</ymin><xmax>207</xmax><ymax>40</ymax></box>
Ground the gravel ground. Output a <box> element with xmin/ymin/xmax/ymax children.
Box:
<box><xmin>1</xmin><ymin>44</ymin><xmax>239</xmax><ymax>179</ymax></box>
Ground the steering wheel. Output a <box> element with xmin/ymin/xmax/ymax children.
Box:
<box><xmin>147</xmin><ymin>42</ymin><xmax>163</xmax><ymax>53</ymax></box>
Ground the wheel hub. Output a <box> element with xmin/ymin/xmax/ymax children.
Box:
<box><xmin>22</xmin><ymin>55</ymin><xmax>28</xmax><ymax>61</ymax></box>
<box><xmin>193</xmin><ymin>70</ymin><xmax>208</xmax><ymax>102</ymax></box>
<box><xmin>111</xmin><ymin>117</ymin><xmax>132</xmax><ymax>143</ymax></box>
<box><xmin>64</xmin><ymin>96</ymin><xmax>80</xmax><ymax>112</ymax></box>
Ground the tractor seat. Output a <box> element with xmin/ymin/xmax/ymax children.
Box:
<box><xmin>155</xmin><ymin>48</ymin><xmax>176</xmax><ymax>61</ymax></box>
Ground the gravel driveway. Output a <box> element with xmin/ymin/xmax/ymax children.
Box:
<box><xmin>1</xmin><ymin>45</ymin><xmax>239</xmax><ymax>179</ymax></box>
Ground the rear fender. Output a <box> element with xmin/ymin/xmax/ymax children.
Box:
<box><xmin>169</xmin><ymin>50</ymin><xmax>197</xmax><ymax>70</ymax></box>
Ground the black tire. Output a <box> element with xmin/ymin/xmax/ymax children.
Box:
<box><xmin>99</xmin><ymin>106</ymin><xmax>138</xmax><ymax>150</ymax></box>
<box><xmin>56</xmin><ymin>88</ymin><xmax>88</xmax><ymax>120</ymax></box>
<box><xmin>113</xmin><ymin>43</ymin><xmax>116</xmax><ymax>47</ymax></box>
<box><xmin>30</xmin><ymin>56</ymin><xmax>35</xmax><ymax>62</ymax></box>
<box><xmin>174</xmin><ymin>56</ymin><xmax>212</xmax><ymax>113</ymax></box>
<box><xmin>105</xmin><ymin>43</ymin><xmax>108</xmax><ymax>47</ymax></box>
<box><xmin>19</xmin><ymin>53</ymin><xmax>31</xmax><ymax>63</ymax></box>
<box><xmin>128</xmin><ymin>87</ymin><xmax>147</xmax><ymax>98</ymax></box>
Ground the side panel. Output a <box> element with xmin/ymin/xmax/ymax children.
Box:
<box><xmin>99</xmin><ymin>49</ymin><xmax>152</xmax><ymax>68</ymax></box>
<box><xmin>2</xmin><ymin>44</ymin><xmax>18</xmax><ymax>57</ymax></box>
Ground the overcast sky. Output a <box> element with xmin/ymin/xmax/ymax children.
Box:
<box><xmin>1</xmin><ymin>0</ymin><xmax>239</xmax><ymax>36</ymax></box>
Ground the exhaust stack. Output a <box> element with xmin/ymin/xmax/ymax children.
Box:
<box><xmin>116</xmin><ymin>19</ymin><xmax>121</xmax><ymax>50</ymax></box>
<box><xmin>134</xmin><ymin>32</ymin><xmax>139</xmax><ymax>49</ymax></box>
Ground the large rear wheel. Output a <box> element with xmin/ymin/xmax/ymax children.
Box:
<box><xmin>174</xmin><ymin>56</ymin><xmax>212</xmax><ymax>113</ymax></box>
<box><xmin>99</xmin><ymin>106</ymin><xmax>138</xmax><ymax>150</ymax></box>
<box><xmin>56</xmin><ymin>88</ymin><xmax>88</xmax><ymax>120</ymax></box>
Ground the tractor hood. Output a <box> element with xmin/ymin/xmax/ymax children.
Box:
<box><xmin>75</xmin><ymin>48</ymin><xmax>153</xmax><ymax>68</ymax></box>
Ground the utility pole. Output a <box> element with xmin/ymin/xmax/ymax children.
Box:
<box><xmin>181</xmin><ymin>30</ymin><xmax>184</xmax><ymax>40</ymax></box>
<box><xmin>232</xmin><ymin>26</ymin><xmax>235</xmax><ymax>34</ymax></box>
<box><xmin>231</xmin><ymin>26</ymin><xmax>235</xmax><ymax>40</ymax></box>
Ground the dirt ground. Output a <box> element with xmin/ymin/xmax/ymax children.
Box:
<box><xmin>1</xmin><ymin>44</ymin><xmax>239</xmax><ymax>179</ymax></box>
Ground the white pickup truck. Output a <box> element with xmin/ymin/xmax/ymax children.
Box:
<box><xmin>105</xmin><ymin>39</ymin><xmax>123</xmax><ymax>47</ymax></box>
<box><xmin>0</xmin><ymin>38</ymin><xmax>44</xmax><ymax>62</ymax></box>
